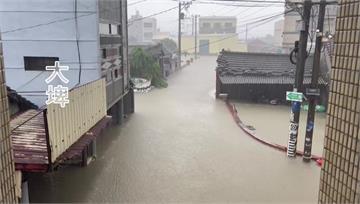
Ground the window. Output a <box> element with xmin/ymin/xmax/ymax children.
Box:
<box><xmin>24</xmin><ymin>56</ymin><xmax>59</xmax><ymax>71</ymax></box>
<box><xmin>111</xmin><ymin>24</ymin><xmax>118</xmax><ymax>34</ymax></box>
<box><xmin>114</xmin><ymin>69</ymin><xmax>119</xmax><ymax>79</ymax></box>
<box><xmin>203</xmin><ymin>23</ymin><xmax>210</xmax><ymax>28</ymax></box>
<box><xmin>214</xmin><ymin>23</ymin><xmax>222</xmax><ymax>32</ymax></box>
<box><xmin>102</xmin><ymin>49</ymin><xmax>107</xmax><ymax>59</ymax></box>
<box><xmin>119</xmin><ymin>46</ymin><xmax>123</xmax><ymax>58</ymax></box>
<box><xmin>144</xmin><ymin>22</ymin><xmax>153</xmax><ymax>28</ymax></box>
<box><xmin>99</xmin><ymin>23</ymin><xmax>110</xmax><ymax>34</ymax></box>
<box><xmin>225</xmin><ymin>23</ymin><xmax>233</xmax><ymax>28</ymax></box>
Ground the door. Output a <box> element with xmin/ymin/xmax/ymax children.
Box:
<box><xmin>199</xmin><ymin>40</ymin><xmax>210</xmax><ymax>55</ymax></box>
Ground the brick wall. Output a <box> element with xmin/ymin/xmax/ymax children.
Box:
<box><xmin>319</xmin><ymin>1</ymin><xmax>360</xmax><ymax>203</ymax></box>
<box><xmin>0</xmin><ymin>35</ymin><xmax>17</xmax><ymax>203</ymax></box>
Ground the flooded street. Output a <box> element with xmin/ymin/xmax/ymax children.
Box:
<box><xmin>29</xmin><ymin>56</ymin><xmax>322</xmax><ymax>203</ymax></box>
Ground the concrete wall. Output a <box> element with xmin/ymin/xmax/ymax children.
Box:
<box><xmin>0</xmin><ymin>0</ymin><xmax>101</xmax><ymax>107</ymax></box>
<box><xmin>199</xmin><ymin>17</ymin><xmax>237</xmax><ymax>34</ymax></box>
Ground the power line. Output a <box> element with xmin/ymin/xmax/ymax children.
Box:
<box><xmin>128</xmin><ymin>6</ymin><xmax>179</xmax><ymax>25</ymax></box>
<box><xmin>195</xmin><ymin>1</ymin><xmax>283</xmax><ymax>7</ymax></box>
<box><xmin>179</xmin><ymin>8</ymin><xmax>294</xmax><ymax>53</ymax></box>
<box><xmin>0</xmin><ymin>13</ymin><xmax>95</xmax><ymax>35</ymax></box>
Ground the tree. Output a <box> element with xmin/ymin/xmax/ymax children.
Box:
<box><xmin>159</xmin><ymin>38</ymin><xmax>177</xmax><ymax>53</ymax></box>
<box><xmin>130</xmin><ymin>48</ymin><xmax>168</xmax><ymax>88</ymax></box>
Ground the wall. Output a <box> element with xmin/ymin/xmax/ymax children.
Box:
<box><xmin>0</xmin><ymin>36</ymin><xmax>17</xmax><ymax>203</ymax></box>
<box><xmin>181</xmin><ymin>35</ymin><xmax>247</xmax><ymax>55</ymax></box>
<box><xmin>199</xmin><ymin>17</ymin><xmax>237</xmax><ymax>34</ymax></box>
<box><xmin>0</xmin><ymin>0</ymin><xmax>101</xmax><ymax>107</ymax></box>
<box><xmin>46</xmin><ymin>79</ymin><xmax>106</xmax><ymax>162</ymax></box>
<box><xmin>318</xmin><ymin>1</ymin><xmax>360</xmax><ymax>203</ymax></box>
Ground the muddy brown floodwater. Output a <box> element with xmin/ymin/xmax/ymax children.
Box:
<box><xmin>29</xmin><ymin>56</ymin><xmax>323</xmax><ymax>203</ymax></box>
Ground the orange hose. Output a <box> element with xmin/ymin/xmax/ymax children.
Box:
<box><xmin>224</xmin><ymin>99</ymin><xmax>323</xmax><ymax>164</ymax></box>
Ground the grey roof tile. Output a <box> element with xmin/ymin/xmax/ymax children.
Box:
<box><xmin>217</xmin><ymin>51</ymin><xmax>327</xmax><ymax>85</ymax></box>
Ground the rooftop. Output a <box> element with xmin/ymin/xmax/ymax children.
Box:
<box><xmin>217</xmin><ymin>51</ymin><xmax>327</xmax><ymax>85</ymax></box>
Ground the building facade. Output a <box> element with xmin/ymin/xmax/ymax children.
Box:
<box><xmin>282</xmin><ymin>1</ymin><xmax>338</xmax><ymax>52</ymax></box>
<box><xmin>0</xmin><ymin>0</ymin><xmax>133</xmax><ymax>123</ymax></box>
<box><xmin>199</xmin><ymin>16</ymin><xmax>237</xmax><ymax>35</ymax></box>
<box><xmin>318</xmin><ymin>1</ymin><xmax>360</xmax><ymax>203</ymax></box>
<box><xmin>273</xmin><ymin>19</ymin><xmax>284</xmax><ymax>47</ymax></box>
<box><xmin>128</xmin><ymin>11</ymin><xmax>157</xmax><ymax>44</ymax></box>
<box><xmin>216</xmin><ymin>51</ymin><xmax>328</xmax><ymax>104</ymax></box>
<box><xmin>182</xmin><ymin>16</ymin><xmax>246</xmax><ymax>55</ymax></box>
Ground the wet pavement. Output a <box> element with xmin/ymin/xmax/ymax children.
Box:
<box><xmin>29</xmin><ymin>56</ymin><xmax>322</xmax><ymax>203</ymax></box>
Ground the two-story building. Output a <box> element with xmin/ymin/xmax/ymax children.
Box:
<box><xmin>181</xmin><ymin>16</ymin><xmax>247</xmax><ymax>55</ymax></box>
<box><xmin>128</xmin><ymin>11</ymin><xmax>157</xmax><ymax>44</ymax></box>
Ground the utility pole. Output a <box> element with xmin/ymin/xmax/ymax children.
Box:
<box><xmin>178</xmin><ymin>1</ymin><xmax>182</xmax><ymax>69</ymax></box>
<box><xmin>287</xmin><ymin>0</ymin><xmax>312</xmax><ymax>157</ymax></box>
<box><xmin>245</xmin><ymin>24</ymin><xmax>248</xmax><ymax>42</ymax></box>
<box><xmin>194</xmin><ymin>15</ymin><xmax>198</xmax><ymax>59</ymax></box>
<box><xmin>303</xmin><ymin>0</ymin><xmax>326</xmax><ymax>162</ymax></box>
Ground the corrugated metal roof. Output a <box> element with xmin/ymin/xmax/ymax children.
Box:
<box><xmin>10</xmin><ymin>110</ymin><xmax>49</xmax><ymax>172</ymax></box>
<box><xmin>217</xmin><ymin>51</ymin><xmax>328</xmax><ymax>85</ymax></box>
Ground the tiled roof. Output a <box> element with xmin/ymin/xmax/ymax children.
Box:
<box><xmin>7</xmin><ymin>86</ymin><xmax>38</xmax><ymax>110</ymax></box>
<box><xmin>217</xmin><ymin>51</ymin><xmax>327</xmax><ymax>85</ymax></box>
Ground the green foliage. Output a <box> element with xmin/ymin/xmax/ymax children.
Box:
<box><xmin>130</xmin><ymin>48</ymin><xmax>168</xmax><ymax>88</ymax></box>
<box><xmin>160</xmin><ymin>38</ymin><xmax>177</xmax><ymax>53</ymax></box>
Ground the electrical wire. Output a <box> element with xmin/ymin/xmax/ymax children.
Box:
<box><xmin>179</xmin><ymin>8</ymin><xmax>294</xmax><ymax>53</ymax></box>
<box><xmin>74</xmin><ymin>0</ymin><xmax>82</xmax><ymax>87</ymax></box>
<box><xmin>128</xmin><ymin>6</ymin><xmax>179</xmax><ymax>25</ymax></box>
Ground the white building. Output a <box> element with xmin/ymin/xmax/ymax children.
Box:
<box><xmin>0</xmin><ymin>0</ymin><xmax>131</xmax><ymax>115</ymax></box>
<box><xmin>128</xmin><ymin>11</ymin><xmax>157</xmax><ymax>43</ymax></box>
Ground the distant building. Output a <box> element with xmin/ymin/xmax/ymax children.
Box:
<box><xmin>247</xmin><ymin>36</ymin><xmax>282</xmax><ymax>53</ymax></box>
<box><xmin>182</xmin><ymin>16</ymin><xmax>246</xmax><ymax>55</ymax></box>
<box><xmin>273</xmin><ymin>19</ymin><xmax>284</xmax><ymax>47</ymax></box>
<box><xmin>181</xmin><ymin>17</ymin><xmax>194</xmax><ymax>36</ymax></box>
<box><xmin>182</xmin><ymin>35</ymin><xmax>247</xmax><ymax>55</ymax></box>
<box><xmin>215</xmin><ymin>51</ymin><xmax>328</xmax><ymax>104</ymax></box>
<box><xmin>199</xmin><ymin>16</ymin><xmax>237</xmax><ymax>34</ymax></box>
<box><xmin>128</xmin><ymin>11</ymin><xmax>157</xmax><ymax>43</ymax></box>
<box><xmin>282</xmin><ymin>1</ymin><xmax>337</xmax><ymax>53</ymax></box>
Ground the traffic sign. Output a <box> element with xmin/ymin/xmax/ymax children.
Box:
<box><xmin>286</xmin><ymin>91</ymin><xmax>303</xmax><ymax>102</ymax></box>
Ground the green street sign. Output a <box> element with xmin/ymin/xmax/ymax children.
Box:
<box><xmin>286</xmin><ymin>91</ymin><xmax>303</xmax><ymax>102</ymax></box>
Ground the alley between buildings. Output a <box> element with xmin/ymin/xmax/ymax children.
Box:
<box><xmin>29</xmin><ymin>56</ymin><xmax>322</xmax><ymax>203</ymax></box>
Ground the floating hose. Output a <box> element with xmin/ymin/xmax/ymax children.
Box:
<box><xmin>224</xmin><ymin>99</ymin><xmax>324</xmax><ymax>166</ymax></box>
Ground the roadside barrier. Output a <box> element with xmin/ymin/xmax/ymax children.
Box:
<box><xmin>223</xmin><ymin>99</ymin><xmax>324</xmax><ymax>166</ymax></box>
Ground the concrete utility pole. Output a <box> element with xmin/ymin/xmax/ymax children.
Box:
<box><xmin>178</xmin><ymin>1</ymin><xmax>182</xmax><ymax>69</ymax></box>
<box><xmin>194</xmin><ymin>15</ymin><xmax>198</xmax><ymax>59</ymax></box>
<box><xmin>245</xmin><ymin>24</ymin><xmax>248</xmax><ymax>42</ymax></box>
<box><xmin>303</xmin><ymin>0</ymin><xmax>326</xmax><ymax>162</ymax></box>
<box><xmin>287</xmin><ymin>0</ymin><xmax>312</xmax><ymax>157</ymax></box>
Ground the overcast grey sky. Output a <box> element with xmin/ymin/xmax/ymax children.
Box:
<box><xmin>128</xmin><ymin>0</ymin><xmax>285</xmax><ymax>39</ymax></box>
